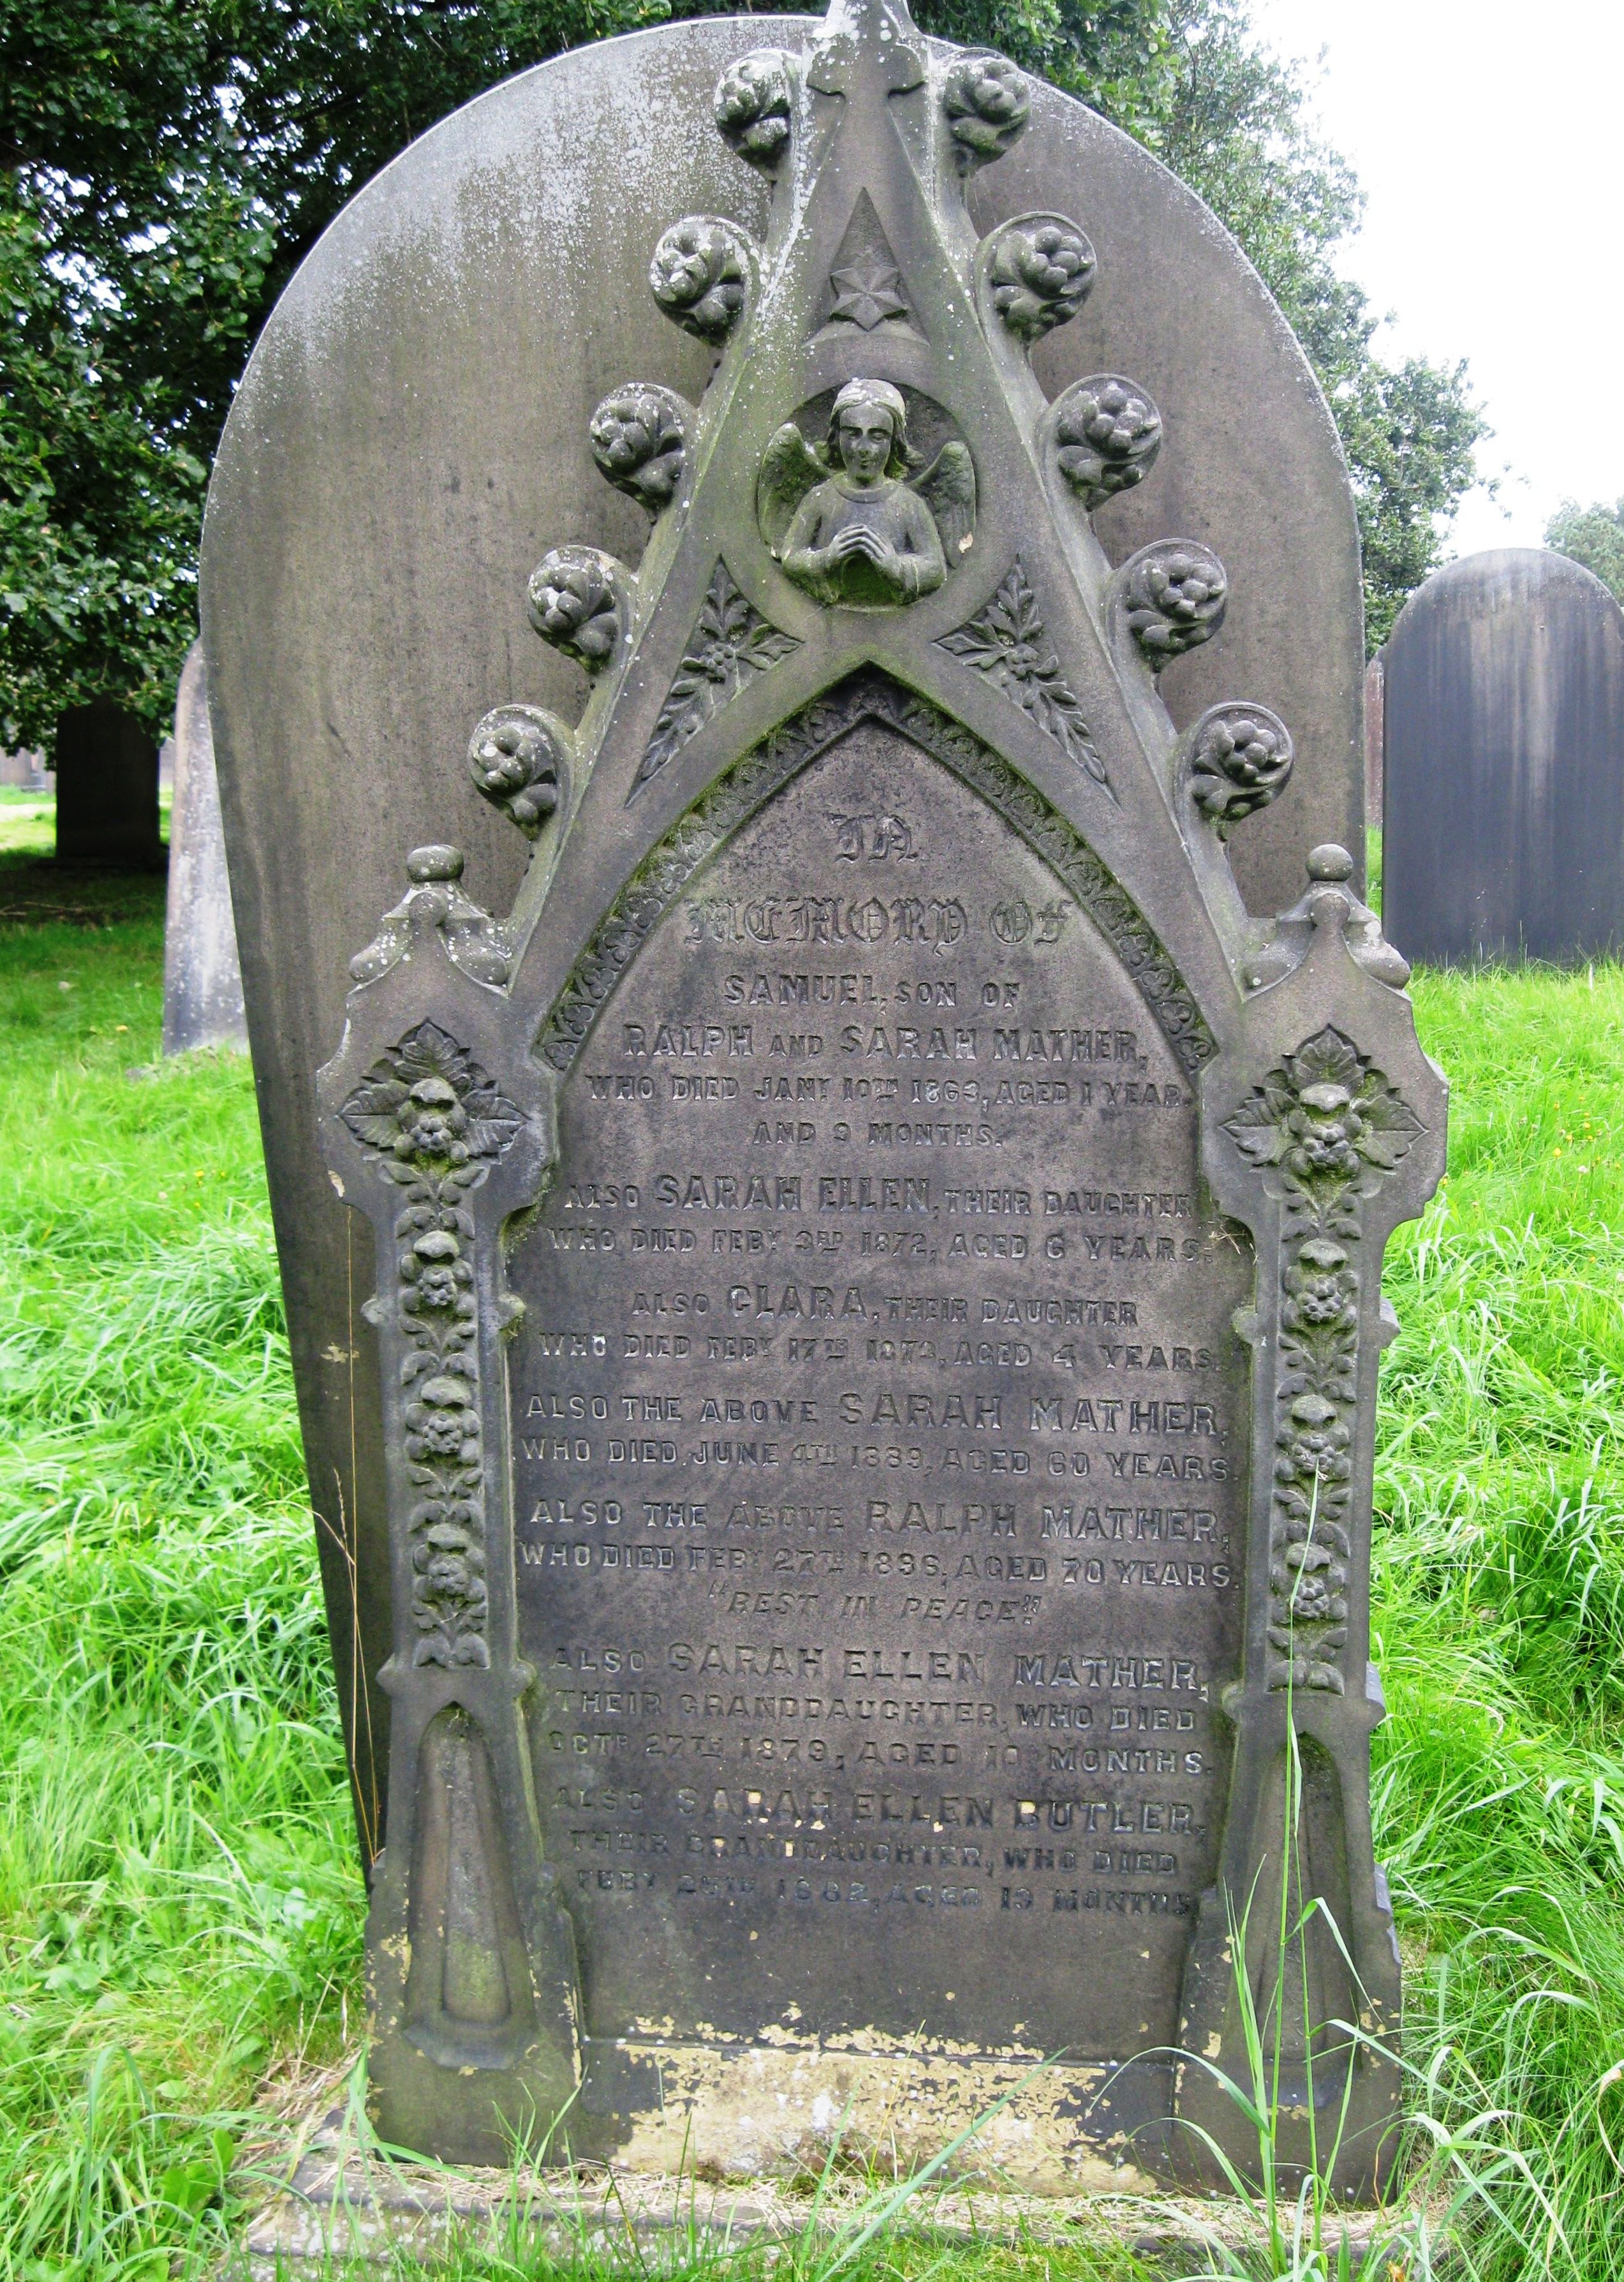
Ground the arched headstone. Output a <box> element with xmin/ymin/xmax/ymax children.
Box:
<box><xmin>203</xmin><ymin>0</ymin><xmax>1440</xmax><ymax>2193</ymax></box>
<box><xmin>1384</xmin><ymin>549</ymin><xmax>1624</xmax><ymax>964</ymax></box>
<box><xmin>163</xmin><ymin>643</ymin><xmax>247</xmax><ymax>1055</ymax></box>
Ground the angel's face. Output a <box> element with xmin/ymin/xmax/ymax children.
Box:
<box><xmin>835</xmin><ymin>404</ymin><xmax>896</xmax><ymax>486</ymax></box>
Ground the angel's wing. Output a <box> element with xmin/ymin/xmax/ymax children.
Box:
<box><xmin>757</xmin><ymin>423</ymin><xmax>826</xmax><ymax>557</ymax></box>
<box><xmin>911</xmin><ymin>441</ymin><xmax>977</xmax><ymax>558</ymax></box>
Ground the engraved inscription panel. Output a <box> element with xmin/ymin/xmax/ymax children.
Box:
<box><xmin>512</xmin><ymin>718</ymin><xmax>1250</xmax><ymax>2054</ymax></box>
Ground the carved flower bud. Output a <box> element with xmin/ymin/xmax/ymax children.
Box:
<box><xmin>942</xmin><ymin>52</ymin><xmax>1030</xmax><ymax>171</ymax></box>
<box><xmin>714</xmin><ymin>53</ymin><xmax>794</xmax><ymax>173</ymax></box>
<box><xmin>1121</xmin><ymin>540</ymin><xmax>1228</xmax><ymax>663</ymax></box>
<box><xmin>1187</xmin><ymin>700</ymin><xmax>1294</xmax><ymax>833</ymax></box>
<box><xmin>649</xmin><ymin>216</ymin><xmax>750</xmax><ymax>345</ymax></box>
<box><xmin>527</xmin><ymin>545</ymin><xmax>627</xmax><ymax>672</ymax></box>
<box><xmin>589</xmin><ymin>383</ymin><xmax>690</xmax><ymax>514</ymax></box>
<box><xmin>468</xmin><ymin>704</ymin><xmax>567</xmax><ymax>839</ymax></box>
<box><xmin>987</xmin><ymin>216</ymin><xmax>1095</xmax><ymax>343</ymax></box>
<box><xmin>1052</xmin><ymin>375</ymin><xmax>1163</xmax><ymax>510</ymax></box>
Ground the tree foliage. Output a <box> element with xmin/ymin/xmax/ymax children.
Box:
<box><xmin>1132</xmin><ymin>0</ymin><xmax>1484</xmax><ymax>649</ymax></box>
<box><xmin>1</xmin><ymin>0</ymin><xmax>1482</xmax><ymax>745</ymax></box>
<box><xmin>1546</xmin><ymin>498</ymin><xmax>1624</xmax><ymax>607</ymax></box>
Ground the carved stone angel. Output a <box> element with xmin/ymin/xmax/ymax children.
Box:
<box><xmin>758</xmin><ymin>378</ymin><xmax>975</xmax><ymax>609</ymax></box>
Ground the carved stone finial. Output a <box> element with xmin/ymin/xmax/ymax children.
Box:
<box><xmin>348</xmin><ymin>848</ymin><xmax>513</xmax><ymax>991</ymax></box>
<box><xmin>649</xmin><ymin>216</ymin><xmax>751</xmax><ymax>344</ymax></box>
<box><xmin>941</xmin><ymin>52</ymin><xmax>1030</xmax><ymax>172</ymax></box>
<box><xmin>807</xmin><ymin>0</ymin><xmax>924</xmax><ymax>96</ymax></box>
<box><xmin>1052</xmin><ymin>376</ymin><xmax>1163</xmax><ymax>510</ymax></box>
<box><xmin>1242</xmin><ymin>846</ymin><xmax>1412</xmax><ymax>993</ymax></box>
<box><xmin>985</xmin><ymin>216</ymin><xmax>1095</xmax><ymax>344</ymax></box>
<box><xmin>468</xmin><ymin>705</ymin><xmax>568</xmax><ymax>839</ymax></box>
<box><xmin>1119</xmin><ymin>540</ymin><xmax>1229</xmax><ymax>664</ymax></box>
<box><xmin>1186</xmin><ymin>702</ymin><xmax>1294</xmax><ymax>834</ymax></box>
<box><xmin>526</xmin><ymin>545</ymin><xmax>629</xmax><ymax>672</ymax></box>
<box><xmin>714</xmin><ymin>53</ymin><xmax>794</xmax><ymax>173</ymax></box>
<box><xmin>589</xmin><ymin>384</ymin><xmax>690</xmax><ymax>514</ymax></box>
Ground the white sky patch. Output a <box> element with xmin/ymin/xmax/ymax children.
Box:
<box><xmin>1247</xmin><ymin>0</ymin><xmax>1624</xmax><ymax>556</ymax></box>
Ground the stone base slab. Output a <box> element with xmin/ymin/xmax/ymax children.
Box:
<box><xmin>237</xmin><ymin>2105</ymin><xmax>1444</xmax><ymax>2277</ymax></box>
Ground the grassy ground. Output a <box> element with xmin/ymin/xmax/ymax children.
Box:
<box><xmin>0</xmin><ymin>801</ymin><xmax>1622</xmax><ymax>2277</ymax></box>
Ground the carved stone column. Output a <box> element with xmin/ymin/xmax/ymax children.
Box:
<box><xmin>318</xmin><ymin>848</ymin><xmax>580</xmax><ymax>2160</ymax></box>
<box><xmin>1176</xmin><ymin>848</ymin><xmax>1445</xmax><ymax>2193</ymax></box>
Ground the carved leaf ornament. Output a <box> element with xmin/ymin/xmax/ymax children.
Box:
<box><xmin>633</xmin><ymin>562</ymin><xmax>800</xmax><ymax>796</ymax></box>
<box><xmin>1225</xmin><ymin>1027</ymin><xmax>1423</xmax><ymax>1692</ymax></box>
<box><xmin>938</xmin><ymin>561</ymin><xmax>1111</xmax><ymax>794</ymax></box>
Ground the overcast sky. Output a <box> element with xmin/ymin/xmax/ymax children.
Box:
<box><xmin>1246</xmin><ymin>0</ymin><xmax>1624</xmax><ymax>557</ymax></box>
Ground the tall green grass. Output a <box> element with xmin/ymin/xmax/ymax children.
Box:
<box><xmin>1368</xmin><ymin>961</ymin><xmax>1624</xmax><ymax>2274</ymax></box>
<box><xmin>0</xmin><ymin>812</ymin><xmax>1621</xmax><ymax>2276</ymax></box>
<box><xmin>0</xmin><ymin>842</ymin><xmax>361</xmax><ymax>2278</ymax></box>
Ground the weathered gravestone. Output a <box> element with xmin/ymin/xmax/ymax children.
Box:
<box><xmin>163</xmin><ymin>643</ymin><xmax>248</xmax><ymax>1056</ymax></box>
<box><xmin>1363</xmin><ymin>651</ymin><xmax>1384</xmax><ymax>829</ymax></box>
<box><xmin>202</xmin><ymin>0</ymin><xmax>1443</xmax><ymax>2196</ymax></box>
<box><xmin>1384</xmin><ymin>549</ymin><xmax>1624</xmax><ymax>965</ymax></box>
<box><xmin>54</xmin><ymin>697</ymin><xmax>163</xmax><ymax>869</ymax></box>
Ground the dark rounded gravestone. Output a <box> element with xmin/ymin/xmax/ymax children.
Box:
<box><xmin>1384</xmin><ymin>549</ymin><xmax>1624</xmax><ymax>965</ymax></box>
<box><xmin>55</xmin><ymin>697</ymin><xmax>165</xmax><ymax>870</ymax></box>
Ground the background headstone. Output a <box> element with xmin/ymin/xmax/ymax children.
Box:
<box><xmin>202</xmin><ymin>8</ymin><xmax>1369</xmax><ymax>1883</ymax></box>
<box><xmin>1363</xmin><ymin>648</ymin><xmax>1384</xmax><ymax>829</ymax></box>
<box><xmin>54</xmin><ymin>698</ymin><xmax>163</xmax><ymax>869</ymax></box>
<box><xmin>0</xmin><ymin>749</ymin><xmax>48</xmax><ymax>792</ymax></box>
<box><xmin>1384</xmin><ymin>549</ymin><xmax>1624</xmax><ymax>964</ymax></box>
<box><xmin>163</xmin><ymin>642</ymin><xmax>247</xmax><ymax>1056</ymax></box>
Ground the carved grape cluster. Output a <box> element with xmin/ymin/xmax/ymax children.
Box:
<box><xmin>987</xmin><ymin>217</ymin><xmax>1095</xmax><ymax>343</ymax></box>
<box><xmin>468</xmin><ymin>704</ymin><xmax>566</xmax><ymax>838</ymax></box>
<box><xmin>590</xmin><ymin>384</ymin><xmax>689</xmax><ymax>514</ymax></box>
<box><xmin>1121</xmin><ymin>541</ymin><xmax>1228</xmax><ymax>663</ymax></box>
<box><xmin>942</xmin><ymin>52</ymin><xmax>1030</xmax><ymax>171</ymax></box>
<box><xmin>1187</xmin><ymin>701</ymin><xmax>1294</xmax><ymax>833</ymax></box>
<box><xmin>528</xmin><ymin>546</ymin><xmax>626</xmax><ymax>672</ymax></box>
<box><xmin>649</xmin><ymin>216</ymin><xmax>750</xmax><ymax>344</ymax></box>
<box><xmin>714</xmin><ymin>52</ymin><xmax>793</xmax><ymax>172</ymax></box>
<box><xmin>1053</xmin><ymin>376</ymin><xmax>1163</xmax><ymax>510</ymax></box>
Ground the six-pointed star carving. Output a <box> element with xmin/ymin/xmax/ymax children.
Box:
<box><xmin>829</xmin><ymin>256</ymin><xmax>908</xmax><ymax>329</ymax></box>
